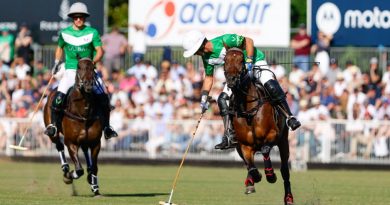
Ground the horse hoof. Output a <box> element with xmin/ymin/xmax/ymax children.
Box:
<box><xmin>94</xmin><ymin>192</ymin><xmax>102</xmax><ymax>197</ymax></box>
<box><xmin>245</xmin><ymin>185</ymin><xmax>256</xmax><ymax>195</ymax></box>
<box><xmin>284</xmin><ymin>193</ymin><xmax>294</xmax><ymax>205</ymax></box>
<box><xmin>266</xmin><ymin>174</ymin><xmax>277</xmax><ymax>183</ymax></box>
<box><xmin>63</xmin><ymin>175</ymin><xmax>73</xmax><ymax>184</ymax></box>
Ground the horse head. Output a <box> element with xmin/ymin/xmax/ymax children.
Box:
<box><xmin>223</xmin><ymin>45</ymin><xmax>245</xmax><ymax>89</ymax></box>
<box><xmin>76</xmin><ymin>58</ymin><xmax>95</xmax><ymax>94</ymax></box>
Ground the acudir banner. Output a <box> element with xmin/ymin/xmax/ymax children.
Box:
<box><xmin>129</xmin><ymin>0</ymin><xmax>291</xmax><ymax>47</ymax></box>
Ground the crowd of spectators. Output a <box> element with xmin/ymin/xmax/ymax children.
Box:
<box><xmin>0</xmin><ymin>25</ymin><xmax>390</xmax><ymax>160</ymax></box>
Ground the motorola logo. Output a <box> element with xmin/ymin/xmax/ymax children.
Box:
<box><xmin>316</xmin><ymin>2</ymin><xmax>341</xmax><ymax>35</ymax></box>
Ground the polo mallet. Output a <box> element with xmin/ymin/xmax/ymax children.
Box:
<box><xmin>9</xmin><ymin>75</ymin><xmax>54</xmax><ymax>151</ymax></box>
<box><xmin>159</xmin><ymin>112</ymin><xmax>205</xmax><ymax>205</ymax></box>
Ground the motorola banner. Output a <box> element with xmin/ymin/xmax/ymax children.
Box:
<box><xmin>312</xmin><ymin>0</ymin><xmax>390</xmax><ymax>46</ymax></box>
<box><xmin>0</xmin><ymin>0</ymin><xmax>104</xmax><ymax>44</ymax></box>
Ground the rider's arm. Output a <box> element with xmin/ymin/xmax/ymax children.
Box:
<box><xmin>202</xmin><ymin>75</ymin><xmax>214</xmax><ymax>93</ymax></box>
<box><xmin>54</xmin><ymin>46</ymin><xmax>63</xmax><ymax>62</ymax></box>
<box><xmin>243</xmin><ymin>37</ymin><xmax>254</xmax><ymax>59</ymax></box>
<box><xmin>93</xmin><ymin>46</ymin><xmax>104</xmax><ymax>64</ymax></box>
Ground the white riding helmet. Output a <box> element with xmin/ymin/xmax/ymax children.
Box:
<box><xmin>182</xmin><ymin>30</ymin><xmax>206</xmax><ymax>58</ymax></box>
<box><xmin>68</xmin><ymin>2</ymin><xmax>90</xmax><ymax>17</ymax></box>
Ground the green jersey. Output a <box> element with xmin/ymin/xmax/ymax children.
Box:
<box><xmin>202</xmin><ymin>34</ymin><xmax>265</xmax><ymax>76</ymax></box>
<box><xmin>58</xmin><ymin>26</ymin><xmax>102</xmax><ymax>69</ymax></box>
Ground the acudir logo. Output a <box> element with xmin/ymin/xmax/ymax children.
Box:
<box><xmin>145</xmin><ymin>0</ymin><xmax>176</xmax><ymax>39</ymax></box>
<box><xmin>316</xmin><ymin>2</ymin><xmax>341</xmax><ymax>35</ymax></box>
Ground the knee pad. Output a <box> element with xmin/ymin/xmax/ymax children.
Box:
<box><xmin>217</xmin><ymin>92</ymin><xmax>230</xmax><ymax>116</ymax></box>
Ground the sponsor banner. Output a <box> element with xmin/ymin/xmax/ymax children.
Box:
<box><xmin>0</xmin><ymin>0</ymin><xmax>104</xmax><ymax>44</ymax></box>
<box><xmin>312</xmin><ymin>0</ymin><xmax>390</xmax><ymax>46</ymax></box>
<box><xmin>129</xmin><ymin>0</ymin><xmax>290</xmax><ymax>47</ymax></box>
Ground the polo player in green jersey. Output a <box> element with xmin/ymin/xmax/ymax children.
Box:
<box><xmin>45</xmin><ymin>2</ymin><xmax>118</xmax><ymax>140</ymax></box>
<box><xmin>182</xmin><ymin>30</ymin><xmax>301</xmax><ymax>150</ymax></box>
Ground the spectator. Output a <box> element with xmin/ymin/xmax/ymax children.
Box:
<box><xmin>311</xmin><ymin>31</ymin><xmax>332</xmax><ymax>75</ymax></box>
<box><xmin>326</xmin><ymin>58</ymin><xmax>341</xmax><ymax>85</ymax></box>
<box><xmin>13</xmin><ymin>56</ymin><xmax>31</xmax><ymax>80</ymax></box>
<box><xmin>169</xmin><ymin>60</ymin><xmax>187</xmax><ymax>81</ymax></box>
<box><xmin>291</xmin><ymin>23</ymin><xmax>311</xmax><ymax>72</ymax></box>
<box><xmin>162</xmin><ymin>46</ymin><xmax>172</xmax><ymax>63</ymax></box>
<box><xmin>343</xmin><ymin>60</ymin><xmax>361</xmax><ymax>84</ymax></box>
<box><xmin>143</xmin><ymin>60</ymin><xmax>158</xmax><ymax>82</ymax></box>
<box><xmin>269</xmin><ymin>59</ymin><xmax>286</xmax><ymax>80</ymax></box>
<box><xmin>32</xmin><ymin>60</ymin><xmax>48</xmax><ymax>77</ymax></box>
<box><xmin>15</xmin><ymin>23</ymin><xmax>33</xmax><ymax>66</ymax></box>
<box><xmin>129</xmin><ymin>24</ymin><xmax>146</xmax><ymax>64</ymax></box>
<box><xmin>289</xmin><ymin>63</ymin><xmax>306</xmax><ymax>87</ymax></box>
<box><xmin>347</xmin><ymin>87</ymin><xmax>366</xmax><ymax>117</ymax></box>
<box><xmin>101</xmin><ymin>26</ymin><xmax>128</xmax><ymax>74</ymax></box>
<box><xmin>0</xmin><ymin>27</ymin><xmax>15</xmax><ymax>65</ymax></box>
<box><xmin>0</xmin><ymin>60</ymin><xmax>10</xmax><ymax>77</ymax></box>
<box><xmin>127</xmin><ymin>57</ymin><xmax>146</xmax><ymax>80</ymax></box>
<box><xmin>347</xmin><ymin>103</ymin><xmax>374</xmax><ymax>159</ymax></box>
<box><xmin>382</xmin><ymin>61</ymin><xmax>390</xmax><ymax>95</ymax></box>
<box><xmin>368</xmin><ymin>57</ymin><xmax>381</xmax><ymax>85</ymax></box>
<box><xmin>333</xmin><ymin>73</ymin><xmax>347</xmax><ymax>98</ymax></box>
<box><xmin>185</xmin><ymin>60</ymin><xmax>203</xmax><ymax>87</ymax></box>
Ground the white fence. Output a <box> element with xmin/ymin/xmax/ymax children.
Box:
<box><xmin>1</xmin><ymin>117</ymin><xmax>390</xmax><ymax>166</ymax></box>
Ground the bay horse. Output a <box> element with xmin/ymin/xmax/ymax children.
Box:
<box><xmin>44</xmin><ymin>58</ymin><xmax>103</xmax><ymax>196</ymax></box>
<box><xmin>223</xmin><ymin>47</ymin><xmax>293</xmax><ymax>204</ymax></box>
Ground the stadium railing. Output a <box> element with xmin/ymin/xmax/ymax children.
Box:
<box><xmin>33</xmin><ymin>45</ymin><xmax>389</xmax><ymax>73</ymax></box>
<box><xmin>1</xmin><ymin>117</ymin><xmax>390</xmax><ymax>166</ymax></box>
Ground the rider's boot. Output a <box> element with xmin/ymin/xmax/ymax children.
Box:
<box><xmin>215</xmin><ymin>92</ymin><xmax>237</xmax><ymax>150</ymax></box>
<box><xmin>263</xmin><ymin>79</ymin><xmax>301</xmax><ymax>131</ymax></box>
<box><xmin>45</xmin><ymin>91</ymin><xmax>66</xmax><ymax>137</ymax></box>
<box><xmin>97</xmin><ymin>93</ymin><xmax>118</xmax><ymax>139</ymax></box>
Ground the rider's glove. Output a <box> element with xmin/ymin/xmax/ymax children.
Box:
<box><xmin>200</xmin><ymin>90</ymin><xmax>210</xmax><ymax>114</ymax></box>
<box><xmin>51</xmin><ymin>59</ymin><xmax>61</xmax><ymax>75</ymax></box>
<box><xmin>245</xmin><ymin>57</ymin><xmax>253</xmax><ymax>78</ymax></box>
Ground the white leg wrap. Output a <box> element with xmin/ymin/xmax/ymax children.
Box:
<box><xmin>59</xmin><ymin>151</ymin><xmax>67</xmax><ymax>165</ymax></box>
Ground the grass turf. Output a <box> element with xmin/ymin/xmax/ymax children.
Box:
<box><xmin>0</xmin><ymin>159</ymin><xmax>390</xmax><ymax>205</ymax></box>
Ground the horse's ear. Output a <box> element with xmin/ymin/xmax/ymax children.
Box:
<box><xmin>222</xmin><ymin>41</ymin><xmax>228</xmax><ymax>50</ymax></box>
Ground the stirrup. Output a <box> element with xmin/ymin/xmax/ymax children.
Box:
<box><xmin>286</xmin><ymin>116</ymin><xmax>301</xmax><ymax>131</ymax></box>
<box><xmin>104</xmin><ymin>126</ymin><xmax>118</xmax><ymax>139</ymax></box>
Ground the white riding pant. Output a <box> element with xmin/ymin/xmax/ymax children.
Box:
<box><xmin>57</xmin><ymin>69</ymin><xmax>104</xmax><ymax>94</ymax></box>
<box><xmin>222</xmin><ymin>60</ymin><xmax>274</xmax><ymax>96</ymax></box>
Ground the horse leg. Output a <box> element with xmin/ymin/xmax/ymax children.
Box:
<box><xmin>262</xmin><ymin>152</ymin><xmax>277</xmax><ymax>183</ymax></box>
<box><xmin>65</xmin><ymin>143</ymin><xmax>84</xmax><ymax>180</ymax></box>
<box><xmin>238</xmin><ymin>145</ymin><xmax>261</xmax><ymax>195</ymax></box>
<box><xmin>278</xmin><ymin>135</ymin><xmax>294</xmax><ymax>205</ymax></box>
<box><xmin>87</xmin><ymin>143</ymin><xmax>101</xmax><ymax>196</ymax></box>
<box><xmin>82</xmin><ymin>145</ymin><xmax>92</xmax><ymax>174</ymax></box>
<box><xmin>54</xmin><ymin>139</ymin><xmax>72</xmax><ymax>184</ymax></box>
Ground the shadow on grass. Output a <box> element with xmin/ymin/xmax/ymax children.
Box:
<box><xmin>103</xmin><ymin>193</ymin><xmax>169</xmax><ymax>197</ymax></box>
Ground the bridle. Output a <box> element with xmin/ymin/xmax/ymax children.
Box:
<box><xmin>76</xmin><ymin>58</ymin><xmax>95</xmax><ymax>93</ymax></box>
<box><xmin>224</xmin><ymin>47</ymin><xmax>270</xmax><ymax>118</ymax></box>
<box><xmin>224</xmin><ymin>47</ymin><xmax>246</xmax><ymax>89</ymax></box>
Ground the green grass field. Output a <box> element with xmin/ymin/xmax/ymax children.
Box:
<box><xmin>1</xmin><ymin>159</ymin><xmax>390</xmax><ymax>205</ymax></box>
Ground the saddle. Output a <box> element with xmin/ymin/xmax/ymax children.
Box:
<box><xmin>229</xmin><ymin>77</ymin><xmax>277</xmax><ymax>127</ymax></box>
<box><xmin>60</xmin><ymin>86</ymin><xmax>100</xmax><ymax>124</ymax></box>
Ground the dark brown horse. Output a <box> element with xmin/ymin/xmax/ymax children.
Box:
<box><xmin>44</xmin><ymin>58</ymin><xmax>103</xmax><ymax>196</ymax></box>
<box><xmin>223</xmin><ymin>47</ymin><xmax>293</xmax><ymax>204</ymax></box>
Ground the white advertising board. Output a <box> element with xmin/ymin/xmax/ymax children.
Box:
<box><xmin>129</xmin><ymin>0</ymin><xmax>290</xmax><ymax>47</ymax></box>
